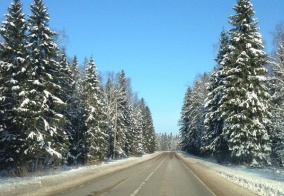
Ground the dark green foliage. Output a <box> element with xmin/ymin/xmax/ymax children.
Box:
<box><xmin>82</xmin><ymin>57</ymin><xmax>109</xmax><ymax>162</ymax></box>
<box><xmin>0</xmin><ymin>0</ymin><xmax>28</xmax><ymax>172</ymax></box>
<box><xmin>219</xmin><ymin>0</ymin><xmax>270</xmax><ymax>166</ymax></box>
<box><xmin>179</xmin><ymin>74</ymin><xmax>209</xmax><ymax>156</ymax></box>
<box><xmin>66</xmin><ymin>56</ymin><xmax>87</xmax><ymax>165</ymax></box>
<box><xmin>0</xmin><ymin>0</ymin><xmax>156</xmax><ymax>175</ymax></box>
<box><xmin>203</xmin><ymin>30</ymin><xmax>230</xmax><ymax>162</ymax></box>
<box><xmin>269</xmin><ymin>42</ymin><xmax>284</xmax><ymax>166</ymax></box>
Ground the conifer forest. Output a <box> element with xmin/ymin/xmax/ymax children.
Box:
<box><xmin>179</xmin><ymin>0</ymin><xmax>284</xmax><ymax>168</ymax></box>
<box><xmin>0</xmin><ymin>0</ymin><xmax>155</xmax><ymax>176</ymax></box>
<box><xmin>1</xmin><ymin>0</ymin><xmax>284</xmax><ymax>178</ymax></box>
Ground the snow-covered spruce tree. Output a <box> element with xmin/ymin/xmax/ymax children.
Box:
<box><xmin>186</xmin><ymin>74</ymin><xmax>209</xmax><ymax>155</ymax></box>
<box><xmin>124</xmin><ymin>103</ymin><xmax>138</xmax><ymax>156</ymax></box>
<box><xmin>19</xmin><ymin>0</ymin><xmax>68</xmax><ymax>169</ymax></box>
<box><xmin>139</xmin><ymin>99</ymin><xmax>148</xmax><ymax>153</ymax></box>
<box><xmin>179</xmin><ymin>87</ymin><xmax>192</xmax><ymax>151</ymax></box>
<box><xmin>57</xmin><ymin>51</ymin><xmax>87</xmax><ymax>165</ymax></box>
<box><xmin>203</xmin><ymin>30</ymin><xmax>230</xmax><ymax>162</ymax></box>
<box><xmin>114</xmin><ymin>70</ymin><xmax>131</xmax><ymax>158</ymax></box>
<box><xmin>66</xmin><ymin>56</ymin><xmax>88</xmax><ymax>165</ymax></box>
<box><xmin>0</xmin><ymin>0</ymin><xmax>27</xmax><ymax>63</ymax></box>
<box><xmin>82</xmin><ymin>57</ymin><xmax>109</xmax><ymax>162</ymax></box>
<box><xmin>104</xmin><ymin>76</ymin><xmax>117</xmax><ymax>158</ymax></box>
<box><xmin>268</xmin><ymin>42</ymin><xmax>284</xmax><ymax>166</ymax></box>
<box><xmin>104</xmin><ymin>71</ymin><xmax>133</xmax><ymax>158</ymax></box>
<box><xmin>160</xmin><ymin>133</ymin><xmax>169</xmax><ymax>150</ymax></box>
<box><xmin>121</xmin><ymin>80</ymin><xmax>137</xmax><ymax>156</ymax></box>
<box><xmin>56</xmin><ymin>50</ymin><xmax>73</xmax><ymax>104</ymax></box>
<box><xmin>146</xmin><ymin>106</ymin><xmax>156</xmax><ymax>153</ymax></box>
<box><xmin>0</xmin><ymin>0</ymin><xmax>28</xmax><ymax>172</ymax></box>
<box><xmin>140</xmin><ymin>101</ymin><xmax>156</xmax><ymax>153</ymax></box>
<box><xmin>179</xmin><ymin>74</ymin><xmax>209</xmax><ymax>155</ymax></box>
<box><xmin>130</xmin><ymin>102</ymin><xmax>144</xmax><ymax>155</ymax></box>
<box><xmin>219</xmin><ymin>0</ymin><xmax>271</xmax><ymax>166</ymax></box>
<box><xmin>104</xmin><ymin>72</ymin><xmax>155</xmax><ymax>157</ymax></box>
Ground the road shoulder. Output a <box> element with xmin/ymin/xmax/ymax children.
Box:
<box><xmin>176</xmin><ymin>152</ymin><xmax>256</xmax><ymax>196</ymax></box>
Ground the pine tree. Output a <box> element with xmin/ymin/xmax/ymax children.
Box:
<box><xmin>19</xmin><ymin>0</ymin><xmax>68</xmax><ymax>169</ymax></box>
<box><xmin>82</xmin><ymin>57</ymin><xmax>109</xmax><ymax>162</ymax></box>
<box><xmin>203</xmin><ymin>30</ymin><xmax>230</xmax><ymax>161</ymax></box>
<box><xmin>219</xmin><ymin>0</ymin><xmax>271</xmax><ymax>166</ymax></box>
<box><xmin>0</xmin><ymin>0</ymin><xmax>28</xmax><ymax>172</ymax></box>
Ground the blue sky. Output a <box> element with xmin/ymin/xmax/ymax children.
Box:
<box><xmin>1</xmin><ymin>0</ymin><xmax>284</xmax><ymax>135</ymax></box>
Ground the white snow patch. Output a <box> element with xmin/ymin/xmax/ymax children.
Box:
<box><xmin>20</xmin><ymin>98</ymin><xmax>30</xmax><ymax>108</ymax></box>
<box><xmin>0</xmin><ymin>152</ymin><xmax>161</xmax><ymax>196</ymax></box>
<box><xmin>46</xmin><ymin>142</ymin><xmax>62</xmax><ymax>159</ymax></box>
<box><xmin>178</xmin><ymin>152</ymin><xmax>284</xmax><ymax>196</ymax></box>
<box><xmin>33</xmin><ymin>80</ymin><xmax>42</xmax><ymax>86</ymax></box>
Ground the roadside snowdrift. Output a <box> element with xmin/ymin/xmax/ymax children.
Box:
<box><xmin>1</xmin><ymin>152</ymin><xmax>283</xmax><ymax>196</ymax></box>
<box><xmin>0</xmin><ymin>153</ymin><xmax>160</xmax><ymax>196</ymax></box>
<box><xmin>179</xmin><ymin>152</ymin><xmax>284</xmax><ymax>196</ymax></box>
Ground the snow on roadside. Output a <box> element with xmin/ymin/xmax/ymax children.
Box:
<box><xmin>0</xmin><ymin>152</ymin><xmax>161</xmax><ymax>196</ymax></box>
<box><xmin>178</xmin><ymin>152</ymin><xmax>284</xmax><ymax>196</ymax></box>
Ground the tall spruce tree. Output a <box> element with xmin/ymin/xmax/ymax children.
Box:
<box><xmin>114</xmin><ymin>70</ymin><xmax>130</xmax><ymax>157</ymax></box>
<box><xmin>142</xmin><ymin>105</ymin><xmax>156</xmax><ymax>153</ymax></box>
<box><xmin>82</xmin><ymin>57</ymin><xmax>109</xmax><ymax>162</ymax></box>
<box><xmin>203</xmin><ymin>30</ymin><xmax>230</xmax><ymax>161</ymax></box>
<box><xmin>126</xmin><ymin>103</ymin><xmax>143</xmax><ymax>156</ymax></box>
<box><xmin>19</xmin><ymin>0</ymin><xmax>68</xmax><ymax>168</ymax></box>
<box><xmin>57</xmin><ymin>50</ymin><xmax>79</xmax><ymax>163</ymax></box>
<box><xmin>179</xmin><ymin>87</ymin><xmax>192</xmax><ymax>151</ymax></box>
<box><xmin>269</xmin><ymin>42</ymin><xmax>284</xmax><ymax>166</ymax></box>
<box><xmin>130</xmin><ymin>103</ymin><xmax>144</xmax><ymax>155</ymax></box>
<box><xmin>104</xmin><ymin>76</ymin><xmax>116</xmax><ymax>158</ymax></box>
<box><xmin>187</xmin><ymin>74</ymin><xmax>209</xmax><ymax>155</ymax></box>
<box><xmin>67</xmin><ymin>56</ymin><xmax>87</xmax><ymax>164</ymax></box>
<box><xmin>0</xmin><ymin>0</ymin><xmax>28</xmax><ymax>172</ymax></box>
<box><xmin>138</xmin><ymin>98</ymin><xmax>155</xmax><ymax>154</ymax></box>
<box><xmin>179</xmin><ymin>74</ymin><xmax>209</xmax><ymax>155</ymax></box>
<box><xmin>219</xmin><ymin>0</ymin><xmax>271</xmax><ymax>166</ymax></box>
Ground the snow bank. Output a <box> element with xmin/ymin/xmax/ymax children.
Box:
<box><xmin>0</xmin><ymin>152</ymin><xmax>160</xmax><ymax>196</ymax></box>
<box><xmin>178</xmin><ymin>152</ymin><xmax>284</xmax><ymax>196</ymax></box>
<box><xmin>1</xmin><ymin>152</ymin><xmax>283</xmax><ymax>196</ymax></box>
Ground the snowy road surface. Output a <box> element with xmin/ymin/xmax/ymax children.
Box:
<box><xmin>55</xmin><ymin>152</ymin><xmax>253</xmax><ymax>196</ymax></box>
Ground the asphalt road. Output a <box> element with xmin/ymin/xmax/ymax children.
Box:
<box><xmin>57</xmin><ymin>152</ymin><xmax>216</xmax><ymax>196</ymax></box>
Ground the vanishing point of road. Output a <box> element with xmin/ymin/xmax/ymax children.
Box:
<box><xmin>55</xmin><ymin>152</ymin><xmax>254</xmax><ymax>196</ymax></box>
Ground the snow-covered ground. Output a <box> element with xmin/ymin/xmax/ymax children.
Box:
<box><xmin>0</xmin><ymin>153</ymin><xmax>160</xmax><ymax>196</ymax></box>
<box><xmin>178</xmin><ymin>151</ymin><xmax>284</xmax><ymax>196</ymax></box>
<box><xmin>0</xmin><ymin>151</ymin><xmax>283</xmax><ymax>196</ymax></box>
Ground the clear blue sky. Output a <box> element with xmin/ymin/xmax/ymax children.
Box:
<box><xmin>1</xmin><ymin>0</ymin><xmax>284</xmax><ymax>135</ymax></box>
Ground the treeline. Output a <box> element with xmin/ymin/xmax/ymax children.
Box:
<box><xmin>155</xmin><ymin>133</ymin><xmax>180</xmax><ymax>151</ymax></box>
<box><xmin>0</xmin><ymin>0</ymin><xmax>155</xmax><ymax>176</ymax></box>
<box><xmin>179</xmin><ymin>0</ymin><xmax>284</xmax><ymax>167</ymax></box>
